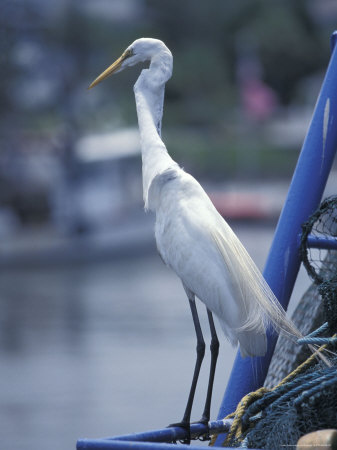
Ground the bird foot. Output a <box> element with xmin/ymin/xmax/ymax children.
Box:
<box><xmin>191</xmin><ymin>418</ymin><xmax>210</xmax><ymax>441</ymax></box>
<box><xmin>167</xmin><ymin>421</ymin><xmax>190</xmax><ymax>444</ymax></box>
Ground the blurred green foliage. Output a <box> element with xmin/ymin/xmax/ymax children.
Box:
<box><xmin>1</xmin><ymin>0</ymin><xmax>335</xmax><ymax>178</ymax></box>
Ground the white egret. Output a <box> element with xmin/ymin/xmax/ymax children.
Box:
<box><xmin>89</xmin><ymin>38</ymin><xmax>305</xmax><ymax>436</ymax></box>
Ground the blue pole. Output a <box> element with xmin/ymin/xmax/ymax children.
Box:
<box><xmin>216</xmin><ymin>32</ymin><xmax>337</xmax><ymax>428</ymax></box>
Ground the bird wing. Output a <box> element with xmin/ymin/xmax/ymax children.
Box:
<box><xmin>153</xmin><ymin>171</ymin><xmax>253</xmax><ymax>339</ymax></box>
<box><xmin>154</xmin><ymin>169</ymin><xmax>300</xmax><ymax>342</ymax></box>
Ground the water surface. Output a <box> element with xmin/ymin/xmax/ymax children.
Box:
<box><xmin>0</xmin><ymin>224</ymin><xmax>310</xmax><ymax>450</ymax></box>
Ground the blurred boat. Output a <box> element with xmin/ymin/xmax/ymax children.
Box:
<box><xmin>0</xmin><ymin>128</ymin><xmax>156</xmax><ymax>268</ymax></box>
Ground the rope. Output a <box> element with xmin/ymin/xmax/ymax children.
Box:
<box><xmin>298</xmin><ymin>336</ymin><xmax>337</xmax><ymax>344</ymax></box>
<box><xmin>297</xmin><ymin>321</ymin><xmax>337</xmax><ymax>344</ymax></box>
<box><xmin>293</xmin><ymin>372</ymin><xmax>337</xmax><ymax>407</ymax></box>
<box><xmin>209</xmin><ymin>329</ymin><xmax>335</xmax><ymax>447</ymax></box>
<box><xmin>220</xmin><ymin>387</ymin><xmax>269</xmax><ymax>446</ymax></box>
<box><xmin>238</xmin><ymin>366</ymin><xmax>337</xmax><ymax>449</ymax></box>
<box><xmin>300</xmin><ymin>322</ymin><xmax>329</xmax><ymax>337</ymax></box>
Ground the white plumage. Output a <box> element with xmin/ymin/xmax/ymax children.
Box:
<box><xmin>89</xmin><ymin>38</ymin><xmax>301</xmax><ymax>358</ymax></box>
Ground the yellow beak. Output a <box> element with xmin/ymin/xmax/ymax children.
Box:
<box><xmin>88</xmin><ymin>50</ymin><xmax>131</xmax><ymax>89</ymax></box>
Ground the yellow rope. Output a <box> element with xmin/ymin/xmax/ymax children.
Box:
<box><xmin>221</xmin><ymin>387</ymin><xmax>269</xmax><ymax>446</ymax></box>
<box><xmin>209</xmin><ymin>340</ymin><xmax>332</xmax><ymax>447</ymax></box>
<box><xmin>274</xmin><ymin>336</ymin><xmax>335</xmax><ymax>389</ymax></box>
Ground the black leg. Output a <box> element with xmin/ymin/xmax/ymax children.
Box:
<box><xmin>199</xmin><ymin>309</ymin><xmax>219</xmax><ymax>424</ymax></box>
<box><xmin>168</xmin><ymin>292</ymin><xmax>205</xmax><ymax>443</ymax></box>
<box><xmin>181</xmin><ymin>297</ymin><xmax>206</xmax><ymax>424</ymax></box>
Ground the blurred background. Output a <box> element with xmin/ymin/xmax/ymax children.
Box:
<box><xmin>1</xmin><ymin>1</ymin><xmax>337</xmax><ymax>449</ymax></box>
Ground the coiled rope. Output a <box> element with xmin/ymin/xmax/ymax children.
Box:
<box><xmin>210</xmin><ymin>326</ymin><xmax>336</xmax><ymax>448</ymax></box>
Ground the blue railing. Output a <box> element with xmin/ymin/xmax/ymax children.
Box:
<box><xmin>77</xmin><ymin>421</ymin><xmax>233</xmax><ymax>449</ymax></box>
<box><xmin>77</xmin><ymin>32</ymin><xmax>337</xmax><ymax>449</ymax></box>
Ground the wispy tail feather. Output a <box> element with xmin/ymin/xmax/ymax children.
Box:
<box><xmin>211</xmin><ymin>225</ymin><xmax>331</xmax><ymax>364</ymax></box>
<box><xmin>211</xmin><ymin>225</ymin><xmax>300</xmax><ymax>339</ymax></box>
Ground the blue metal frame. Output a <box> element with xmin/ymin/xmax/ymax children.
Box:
<box><xmin>307</xmin><ymin>234</ymin><xmax>337</xmax><ymax>250</ymax></box>
<box><xmin>216</xmin><ymin>31</ymin><xmax>337</xmax><ymax>426</ymax></box>
<box><xmin>77</xmin><ymin>32</ymin><xmax>337</xmax><ymax>449</ymax></box>
<box><xmin>77</xmin><ymin>421</ymin><xmax>234</xmax><ymax>450</ymax></box>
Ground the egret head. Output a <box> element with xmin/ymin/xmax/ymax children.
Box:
<box><xmin>89</xmin><ymin>38</ymin><xmax>170</xmax><ymax>89</ymax></box>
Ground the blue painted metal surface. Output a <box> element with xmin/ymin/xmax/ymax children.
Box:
<box><xmin>307</xmin><ymin>234</ymin><xmax>337</xmax><ymax>250</ymax></box>
<box><xmin>77</xmin><ymin>32</ymin><xmax>337</xmax><ymax>449</ymax></box>
<box><xmin>216</xmin><ymin>31</ymin><xmax>337</xmax><ymax>429</ymax></box>
<box><xmin>76</xmin><ymin>421</ymin><xmax>232</xmax><ymax>449</ymax></box>
<box><xmin>77</xmin><ymin>439</ymin><xmax>261</xmax><ymax>450</ymax></box>
<box><xmin>106</xmin><ymin>420</ymin><xmax>232</xmax><ymax>442</ymax></box>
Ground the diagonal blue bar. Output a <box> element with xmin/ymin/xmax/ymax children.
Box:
<box><xmin>215</xmin><ymin>30</ymin><xmax>337</xmax><ymax>440</ymax></box>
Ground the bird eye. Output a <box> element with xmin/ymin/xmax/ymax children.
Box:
<box><xmin>124</xmin><ymin>49</ymin><xmax>133</xmax><ymax>58</ymax></box>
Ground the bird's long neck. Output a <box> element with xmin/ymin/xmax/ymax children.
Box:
<box><xmin>134</xmin><ymin>50</ymin><xmax>176</xmax><ymax>209</ymax></box>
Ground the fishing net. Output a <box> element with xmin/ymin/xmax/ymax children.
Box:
<box><xmin>264</xmin><ymin>196</ymin><xmax>337</xmax><ymax>387</ymax></box>
<box><xmin>264</xmin><ymin>281</ymin><xmax>325</xmax><ymax>388</ymax></box>
<box><xmin>221</xmin><ymin>196</ymin><xmax>337</xmax><ymax>449</ymax></box>
<box><xmin>236</xmin><ymin>357</ymin><xmax>337</xmax><ymax>449</ymax></box>
<box><xmin>300</xmin><ymin>196</ymin><xmax>337</xmax><ymax>333</ymax></box>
